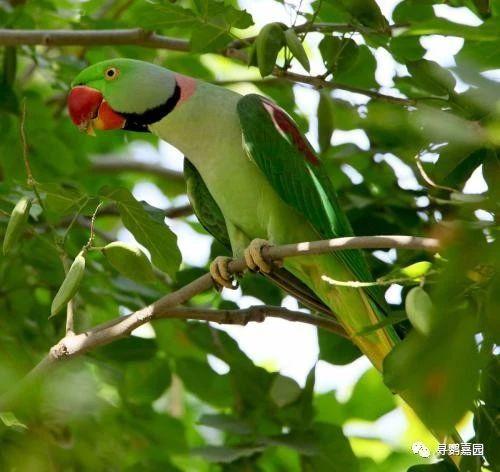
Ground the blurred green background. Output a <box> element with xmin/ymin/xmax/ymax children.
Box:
<box><xmin>0</xmin><ymin>0</ymin><xmax>498</xmax><ymax>470</ymax></box>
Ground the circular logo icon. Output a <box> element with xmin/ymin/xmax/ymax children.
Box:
<box><xmin>411</xmin><ymin>441</ymin><xmax>431</xmax><ymax>458</ymax></box>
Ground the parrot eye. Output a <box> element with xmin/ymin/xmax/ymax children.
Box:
<box><xmin>105</xmin><ymin>67</ymin><xmax>119</xmax><ymax>80</ymax></box>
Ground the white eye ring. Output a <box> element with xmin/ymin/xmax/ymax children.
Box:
<box><xmin>105</xmin><ymin>67</ymin><xmax>119</xmax><ymax>80</ymax></box>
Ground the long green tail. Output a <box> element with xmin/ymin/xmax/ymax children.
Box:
<box><xmin>284</xmin><ymin>253</ymin><xmax>398</xmax><ymax>371</ymax></box>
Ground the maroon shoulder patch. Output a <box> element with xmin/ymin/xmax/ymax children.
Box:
<box><xmin>261</xmin><ymin>99</ymin><xmax>319</xmax><ymax>166</ymax></box>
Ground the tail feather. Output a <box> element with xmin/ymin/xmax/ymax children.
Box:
<box><xmin>283</xmin><ymin>254</ymin><xmax>399</xmax><ymax>371</ymax></box>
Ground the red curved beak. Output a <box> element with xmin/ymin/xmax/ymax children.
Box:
<box><xmin>68</xmin><ymin>86</ymin><xmax>125</xmax><ymax>134</ymax></box>
<box><xmin>68</xmin><ymin>86</ymin><xmax>102</xmax><ymax>126</ymax></box>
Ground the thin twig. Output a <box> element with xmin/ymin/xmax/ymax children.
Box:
<box><xmin>84</xmin><ymin>201</ymin><xmax>104</xmax><ymax>251</ymax></box>
<box><xmin>20</xmin><ymin>101</ymin><xmax>45</xmax><ymax>208</ymax></box>
<box><xmin>322</xmin><ymin>273</ymin><xmax>434</xmax><ymax>288</ymax></box>
<box><xmin>62</xmin><ymin>197</ymin><xmax>90</xmax><ymax>248</ymax></box>
<box><xmin>276</xmin><ymin>70</ymin><xmax>416</xmax><ymax>106</ymax></box>
<box><xmin>414</xmin><ymin>154</ymin><xmax>458</xmax><ymax>193</ymax></box>
<box><xmin>76</xmin><ymin>216</ymin><xmax>114</xmax><ymax>242</ymax></box>
<box><xmin>91</xmin><ymin>160</ymin><xmax>184</xmax><ymax>182</ymax></box>
<box><xmin>75</xmin><ymin>202</ymin><xmax>193</xmax><ymax>222</ymax></box>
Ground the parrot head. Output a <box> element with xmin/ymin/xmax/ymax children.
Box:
<box><xmin>68</xmin><ymin>58</ymin><xmax>189</xmax><ymax>134</ymax></box>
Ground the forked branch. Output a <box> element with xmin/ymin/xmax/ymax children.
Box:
<box><xmin>0</xmin><ymin>234</ymin><xmax>440</xmax><ymax>410</ymax></box>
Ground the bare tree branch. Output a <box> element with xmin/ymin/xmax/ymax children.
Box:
<box><xmin>79</xmin><ymin>203</ymin><xmax>193</xmax><ymax>221</ymax></box>
<box><xmin>0</xmin><ymin>22</ymin><xmax>398</xmax><ymax>49</ymax></box>
<box><xmin>0</xmin><ymin>27</ymin><xmax>415</xmax><ymax>105</ymax></box>
<box><xmin>0</xmin><ymin>234</ymin><xmax>440</xmax><ymax>410</ymax></box>
<box><xmin>164</xmin><ymin>203</ymin><xmax>193</xmax><ymax>219</ymax></box>
<box><xmin>91</xmin><ymin>159</ymin><xmax>184</xmax><ymax>181</ymax></box>
<box><xmin>275</xmin><ymin>70</ymin><xmax>416</xmax><ymax>106</ymax></box>
<box><xmin>0</xmin><ymin>28</ymin><xmax>190</xmax><ymax>50</ymax></box>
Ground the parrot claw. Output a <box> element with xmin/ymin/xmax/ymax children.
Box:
<box><xmin>210</xmin><ymin>256</ymin><xmax>238</xmax><ymax>290</ymax></box>
<box><xmin>244</xmin><ymin>238</ymin><xmax>281</xmax><ymax>274</ymax></box>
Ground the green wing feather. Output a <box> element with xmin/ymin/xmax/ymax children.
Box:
<box><xmin>184</xmin><ymin>158</ymin><xmax>231</xmax><ymax>250</ymax></box>
<box><xmin>237</xmin><ymin>94</ymin><xmax>388</xmax><ymax>314</ymax></box>
<box><xmin>184</xmin><ymin>157</ymin><xmax>339</xmax><ymax>318</ymax></box>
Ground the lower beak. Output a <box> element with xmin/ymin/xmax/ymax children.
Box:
<box><xmin>93</xmin><ymin>100</ymin><xmax>126</xmax><ymax>131</ymax></box>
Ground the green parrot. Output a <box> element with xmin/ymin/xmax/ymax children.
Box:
<box><xmin>68</xmin><ymin>58</ymin><xmax>400</xmax><ymax>371</ymax></box>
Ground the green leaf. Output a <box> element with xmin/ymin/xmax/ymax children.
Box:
<box><xmin>383</xmin><ymin>314</ymin><xmax>480</xmax><ymax>432</ymax></box>
<box><xmin>198</xmin><ymin>414</ymin><xmax>253</xmax><ymax>435</ymax></box>
<box><xmin>0</xmin><ymin>411</ymin><xmax>27</xmax><ymax>430</ymax></box>
<box><xmin>407</xmin><ymin>461</ymin><xmax>458</xmax><ymax>471</ymax></box>
<box><xmin>474</xmin><ymin>404</ymin><xmax>500</xmax><ymax>469</ymax></box>
<box><xmin>0</xmin><ymin>84</ymin><xmax>19</xmax><ymax>115</ymax></box>
<box><xmin>390</xmin><ymin>37</ymin><xmax>426</xmax><ymax>62</ymax></box>
<box><xmin>401</xmin><ymin>261</ymin><xmax>432</xmax><ymax>279</ymax></box>
<box><xmin>319</xmin><ymin>36</ymin><xmax>359</xmax><ymax>74</ymax></box>
<box><xmin>393</xmin><ymin>0</ymin><xmax>435</xmax><ymax>23</ymax></box>
<box><xmin>136</xmin><ymin>0</ymin><xmax>253</xmax><ymax>52</ymax></box>
<box><xmin>2</xmin><ymin>47</ymin><xmax>17</xmax><ymax>86</ymax></box>
<box><xmin>37</xmin><ymin>183</ymin><xmax>85</xmax><ymax>219</ymax></box>
<box><xmin>480</xmin><ymin>354</ymin><xmax>500</xmax><ymax>408</ymax></box>
<box><xmin>95</xmin><ymin>336</ymin><xmax>158</xmax><ymax>362</ymax></box>
<box><xmin>302</xmin><ymin>423</ymin><xmax>359</xmax><ymax>471</ymax></box>
<box><xmin>193</xmin><ymin>445</ymin><xmax>265</xmax><ymax>463</ymax></box>
<box><xmin>314</xmin><ymin>391</ymin><xmax>346</xmax><ymax>425</ymax></box>
<box><xmin>297</xmin><ymin>366</ymin><xmax>316</xmax><ymax>427</ymax></box>
<box><xmin>334</xmin><ymin>45</ymin><xmax>377</xmax><ymax>89</ymax></box>
<box><xmin>345</xmin><ymin>368</ymin><xmax>396</xmax><ymax>421</ymax></box>
<box><xmin>338</xmin><ymin>0</ymin><xmax>389</xmax><ymax>31</ymax></box>
<box><xmin>175</xmin><ymin>358</ymin><xmax>233</xmax><ymax>407</ymax></box>
<box><xmin>256</xmin><ymin>22</ymin><xmax>285</xmax><ymax>77</ymax></box>
<box><xmin>407</xmin><ymin>59</ymin><xmax>456</xmax><ymax>96</ymax></box>
<box><xmin>122</xmin><ymin>358</ymin><xmax>171</xmax><ymax>404</ymax></box>
<box><xmin>318</xmin><ymin>329</ymin><xmax>361</xmax><ymax>365</ymax></box>
<box><xmin>102</xmin><ymin>188</ymin><xmax>181</xmax><ymax>278</ymax></box>
<box><xmin>270</xmin><ymin>374</ymin><xmax>302</xmax><ymax>407</ymax></box>
<box><xmin>102</xmin><ymin>241</ymin><xmax>156</xmax><ymax>283</ymax></box>
<box><xmin>405</xmin><ymin>287</ymin><xmax>433</xmax><ymax>335</ymax></box>
<box><xmin>402</xmin><ymin>17</ymin><xmax>500</xmax><ymax>40</ymax></box>
<box><xmin>136</xmin><ymin>2</ymin><xmax>197</xmax><ymax>30</ymax></box>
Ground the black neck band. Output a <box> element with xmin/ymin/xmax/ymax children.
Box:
<box><xmin>122</xmin><ymin>82</ymin><xmax>181</xmax><ymax>132</ymax></box>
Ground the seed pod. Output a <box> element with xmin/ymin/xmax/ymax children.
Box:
<box><xmin>50</xmin><ymin>251</ymin><xmax>86</xmax><ymax>317</ymax></box>
<box><xmin>102</xmin><ymin>241</ymin><xmax>155</xmax><ymax>283</ymax></box>
<box><xmin>3</xmin><ymin>197</ymin><xmax>31</xmax><ymax>255</ymax></box>
<box><xmin>256</xmin><ymin>23</ymin><xmax>285</xmax><ymax>77</ymax></box>
<box><xmin>284</xmin><ymin>28</ymin><xmax>310</xmax><ymax>71</ymax></box>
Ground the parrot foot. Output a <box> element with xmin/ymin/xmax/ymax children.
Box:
<box><xmin>244</xmin><ymin>239</ymin><xmax>281</xmax><ymax>274</ymax></box>
<box><xmin>210</xmin><ymin>256</ymin><xmax>238</xmax><ymax>290</ymax></box>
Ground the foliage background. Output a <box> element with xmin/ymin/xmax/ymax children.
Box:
<box><xmin>0</xmin><ymin>0</ymin><xmax>498</xmax><ymax>470</ymax></box>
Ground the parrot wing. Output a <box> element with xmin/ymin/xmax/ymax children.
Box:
<box><xmin>184</xmin><ymin>158</ymin><xmax>232</xmax><ymax>250</ymax></box>
<box><xmin>184</xmin><ymin>157</ymin><xmax>337</xmax><ymax>318</ymax></box>
<box><xmin>237</xmin><ymin>94</ymin><xmax>388</xmax><ymax>315</ymax></box>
